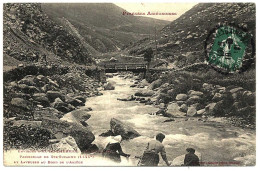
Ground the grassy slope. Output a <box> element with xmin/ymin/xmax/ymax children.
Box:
<box><xmin>41</xmin><ymin>3</ymin><xmax>170</xmax><ymax>53</ymax></box>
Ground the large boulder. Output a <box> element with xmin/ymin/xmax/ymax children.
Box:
<box><xmin>47</xmin><ymin>78</ymin><xmax>59</xmax><ymax>88</ymax></box>
<box><xmin>18</xmin><ymin>75</ymin><xmax>36</xmax><ymax>86</ymax></box>
<box><xmin>11</xmin><ymin>98</ymin><xmax>30</xmax><ymax>110</ymax></box>
<box><xmin>242</xmin><ymin>91</ymin><xmax>255</xmax><ymax>106</ymax></box>
<box><xmin>212</xmin><ymin>93</ymin><xmax>223</xmax><ymax>102</ymax></box>
<box><xmin>51</xmin><ymin>136</ymin><xmax>81</xmax><ymax>153</ymax></box>
<box><xmin>12</xmin><ymin>92</ymin><xmax>31</xmax><ymax>100</ymax></box>
<box><xmin>205</xmin><ymin>103</ymin><xmax>217</xmax><ymax>115</ymax></box>
<box><xmin>188</xmin><ymin>90</ymin><xmax>203</xmax><ymax>97</ymax></box>
<box><xmin>33</xmin><ymin>107</ymin><xmax>63</xmax><ymax>120</ymax></box>
<box><xmin>33</xmin><ymin>93</ymin><xmax>50</xmax><ymax>107</ymax></box>
<box><xmin>166</xmin><ymin>102</ymin><xmax>186</xmax><ymax>117</ymax></box>
<box><xmin>41</xmin><ymin>118</ymin><xmax>95</xmax><ymax>151</ymax></box>
<box><xmin>46</xmin><ymin>91</ymin><xmax>65</xmax><ymax>102</ymax></box>
<box><xmin>67</xmin><ymin>109</ymin><xmax>92</xmax><ymax>124</ymax></box>
<box><xmin>186</xmin><ymin>96</ymin><xmax>201</xmax><ymax>105</ymax></box>
<box><xmin>67</xmin><ymin>97</ymin><xmax>84</xmax><ymax>107</ymax></box>
<box><xmin>74</xmin><ymin>96</ymin><xmax>86</xmax><ymax>103</ymax></box>
<box><xmin>187</xmin><ymin>106</ymin><xmax>197</xmax><ymax>116</ymax></box>
<box><xmin>211</xmin><ymin>100</ymin><xmax>225</xmax><ymax>116</ymax></box>
<box><xmin>180</xmin><ymin>104</ymin><xmax>188</xmax><ymax>112</ymax></box>
<box><xmin>148</xmin><ymin>79</ymin><xmax>163</xmax><ymax>90</ymax></box>
<box><xmin>110</xmin><ymin>118</ymin><xmax>141</xmax><ymax>140</ymax></box>
<box><xmin>138</xmin><ymin>79</ymin><xmax>150</xmax><ymax>87</ymax></box>
<box><xmin>176</xmin><ymin>94</ymin><xmax>188</xmax><ymax>101</ymax></box>
<box><xmin>41</xmin><ymin>84</ymin><xmax>59</xmax><ymax>92</ymax></box>
<box><xmin>197</xmin><ymin>108</ymin><xmax>206</xmax><ymax>116</ymax></box>
<box><xmin>236</xmin><ymin>106</ymin><xmax>255</xmax><ymax>117</ymax></box>
<box><xmin>135</xmin><ymin>89</ymin><xmax>155</xmax><ymax>97</ymax></box>
<box><xmin>229</xmin><ymin>87</ymin><xmax>243</xmax><ymax>94</ymax></box>
<box><xmin>202</xmin><ymin>83</ymin><xmax>214</xmax><ymax>91</ymax></box>
<box><xmin>36</xmin><ymin>75</ymin><xmax>49</xmax><ymax>83</ymax></box>
<box><xmin>104</xmin><ymin>82</ymin><xmax>115</xmax><ymax>90</ymax></box>
<box><xmin>52</xmin><ymin>98</ymin><xmax>71</xmax><ymax>113</ymax></box>
<box><xmin>17</xmin><ymin>84</ymin><xmax>39</xmax><ymax>94</ymax></box>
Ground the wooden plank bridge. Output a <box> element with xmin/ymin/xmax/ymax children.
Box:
<box><xmin>104</xmin><ymin>63</ymin><xmax>147</xmax><ymax>72</ymax></box>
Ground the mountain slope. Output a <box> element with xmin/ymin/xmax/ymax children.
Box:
<box><xmin>3</xmin><ymin>3</ymin><xmax>94</xmax><ymax>65</ymax></box>
<box><xmin>126</xmin><ymin>3</ymin><xmax>256</xmax><ymax>68</ymax></box>
<box><xmin>41</xmin><ymin>3</ymin><xmax>170</xmax><ymax>53</ymax></box>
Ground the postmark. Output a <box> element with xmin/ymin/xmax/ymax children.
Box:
<box><xmin>204</xmin><ymin>23</ymin><xmax>255</xmax><ymax>74</ymax></box>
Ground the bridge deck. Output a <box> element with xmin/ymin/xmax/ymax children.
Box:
<box><xmin>104</xmin><ymin>63</ymin><xmax>147</xmax><ymax>71</ymax></box>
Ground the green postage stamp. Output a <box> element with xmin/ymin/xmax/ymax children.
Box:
<box><xmin>207</xmin><ymin>24</ymin><xmax>253</xmax><ymax>73</ymax></box>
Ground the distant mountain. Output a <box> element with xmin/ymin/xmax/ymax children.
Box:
<box><xmin>126</xmin><ymin>3</ymin><xmax>256</xmax><ymax>68</ymax></box>
<box><xmin>41</xmin><ymin>3</ymin><xmax>170</xmax><ymax>53</ymax></box>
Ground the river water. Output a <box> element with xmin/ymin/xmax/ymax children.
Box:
<box><xmin>62</xmin><ymin>75</ymin><xmax>255</xmax><ymax>166</ymax></box>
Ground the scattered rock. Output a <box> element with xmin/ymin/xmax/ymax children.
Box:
<box><xmin>197</xmin><ymin>109</ymin><xmax>205</xmax><ymax>116</ymax></box>
<box><xmin>138</xmin><ymin>79</ymin><xmax>149</xmax><ymax>87</ymax></box>
<box><xmin>212</xmin><ymin>93</ymin><xmax>223</xmax><ymax>102</ymax></box>
<box><xmin>176</xmin><ymin>101</ymin><xmax>185</xmax><ymax>106</ymax></box>
<box><xmin>67</xmin><ymin>97</ymin><xmax>84</xmax><ymax>107</ymax></box>
<box><xmin>47</xmin><ymin>91</ymin><xmax>65</xmax><ymax>102</ymax></box>
<box><xmin>187</xmin><ymin>106</ymin><xmax>197</xmax><ymax>116</ymax></box>
<box><xmin>41</xmin><ymin>118</ymin><xmax>95</xmax><ymax>151</ymax></box>
<box><xmin>104</xmin><ymin>82</ymin><xmax>115</xmax><ymax>90</ymax></box>
<box><xmin>176</xmin><ymin>94</ymin><xmax>188</xmax><ymax>101</ymax></box>
<box><xmin>163</xmin><ymin>118</ymin><xmax>175</xmax><ymax>122</ymax></box>
<box><xmin>186</xmin><ymin>96</ymin><xmax>201</xmax><ymax>105</ymax></box>
<box><xmin>74</xmin><ymin>96</ymin><xmax>86</xmax><ymax>103</ymax></box>
<box><xmin>202</xmin><ymin>83</ymin><xmax>214</xmax><ymax>91</ymax></box>
<box><xmin>110</xmin><ymin>118</ymin><xmax>141</xmax><ymax>140</ymax></box>
<box><xmin>51</xmin><ymin>136</ymin><xmax>81</xmax><ymax>153</ymax></box>
<box><xmin>11</xmin><ymin>98</ymin><xmax>30</xmax><ymax>110</ymax></box>
<box><xmin>205</xmin><ymin>103</ymin><xmax>216</xmax><ymax>115</ymax></box>
<box><xmin>52</xmin><ymin>98</ymin><xmax>71</xmax><ymax>113</ymax></box>
<box><xmin>148</xmin><ymin>79</ymin><xmax>163</xmax><ymax>90</ymax></box>
<box><xmin>18</xmin><ymin>76</ymin><xmax>36</xmax><ymax>86</ymax></box>
<box><xmin>33</xmin><ymin>107</ymin><xmax>62</xmax><ymax>120</ymax></box>
<box><xmin>230</xmin><ymin>87</ymin><xmax>243</xmax><ymax>94</ymax></box>
<box><xmin>188</xmin><ymin>90</ymin><xmax>203</xmax><ymax>97</ymax></box>
<box><xmin>33</xmin><ymin>93</ymin><xmax>50</xmax><ymax>107</ymax></box>
<box><xmin>135</xmin><ymin>89</ymin><xmax>154</xmax><ymax>97</ymax></box>
<box><xmin>180</xmin><ymin>104</ymin><xmax>188</xmax><ymax>112</ymax></box>
<box><xmin>166</xmin><ymin>102</ymin><xmax>186</xmax><ymax>117</ymax></box>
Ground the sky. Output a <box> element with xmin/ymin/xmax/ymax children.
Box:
<box><xmin>114</xmin><ymin>3</ymin><xmax>197</xmax><ymax>21</ymax></box>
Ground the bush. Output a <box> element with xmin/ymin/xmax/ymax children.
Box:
<box><xmin>3</xmin><ymin>122</ymin><xmax>52</xmax><ymax>150</ymax></box>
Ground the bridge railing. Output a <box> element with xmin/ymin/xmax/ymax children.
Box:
<box><xmin>104</xmin><ymin>63</ymin><xmax>147</xmax><ymax>70</ymax></box>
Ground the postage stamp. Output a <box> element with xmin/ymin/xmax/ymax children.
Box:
<box><xmin>205</xmin><ymin>23</ymin><xmax>255</xmax><ymax>74</ymax></box>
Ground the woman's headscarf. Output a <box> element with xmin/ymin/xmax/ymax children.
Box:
<box><xmin>105</xmin><ymin>135</ymin><xmax>122</xmax><ymax>145</ymax></box>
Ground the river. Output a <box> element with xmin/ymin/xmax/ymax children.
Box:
<box><xmin>62</xmin><ymin>74</ymin><xmax>255</xmax><ymax>166</ymax></box>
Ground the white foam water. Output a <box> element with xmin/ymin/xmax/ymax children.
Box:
<box><xmin>62</xmin><ymin>75</ymin><xmax>255</xmax><ymax>166</ymax></box>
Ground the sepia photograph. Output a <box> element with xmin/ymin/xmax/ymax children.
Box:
<box><xmin>2</xmin><ymin>0</ymin><xmax>256</xmax><ymax>167</ymax></box>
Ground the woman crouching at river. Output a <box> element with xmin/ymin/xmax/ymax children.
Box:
<box><xmin>102</xmin><ymin>135</ymin><xmax>130</xmax><ymax>163</ymax></box>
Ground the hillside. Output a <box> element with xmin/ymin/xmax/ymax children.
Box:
<box><xmin>41</xmin><ymin>3</ymin><xmax>170</xmax><ymax>53</ymax></box>
<box><xmin>3</xmin><ymin>3</ymin><xmax>94</xmax><ymax>66</ymax></box>
<box><xmin>126</xmin><ymin>3</ymin><xmax>256</xmax><ymax>68</ymax></box>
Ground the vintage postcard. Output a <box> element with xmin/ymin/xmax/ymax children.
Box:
<box><xmin>2</xmin><ymin>1</ymin><xmax>256</xmax><ymax>167</ymax></box>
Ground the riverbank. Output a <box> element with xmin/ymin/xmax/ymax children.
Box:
<box><xmin>3</xmin><ymin>70</ymin><xmax>256</xmax><ymax>166</ymax></box>
<box><xmin>62</xmin><ymin>73</ymin><xmax>255</xmax><ymax>166</ymax></box>
<box><xmin>3</xmin><ymin>63</ymin><xmax>104</xmax><ymax>151</ymax></box>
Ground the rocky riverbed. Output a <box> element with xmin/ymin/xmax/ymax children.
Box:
<box><xmin>3</xmin><ymin>70</ymin><xmax>256</xmax><ymax>166</ymax></box>
<box><xmin>60</xmin><ymin>73</ymin><xmax>255</xmax><ymax>166</ymax></box>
